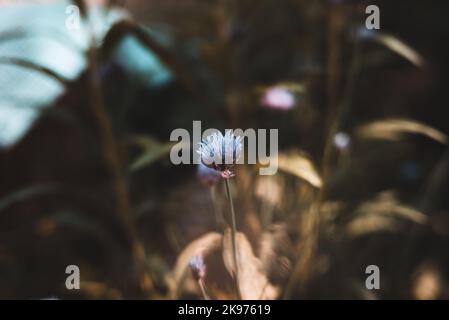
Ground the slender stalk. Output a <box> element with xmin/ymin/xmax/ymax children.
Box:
<box><xmin>224</xmin><ymin>178</ymin><xmax>241</xmax><ymax>300</ymax></box>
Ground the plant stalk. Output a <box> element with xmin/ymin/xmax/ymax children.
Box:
<box><xmin>224</xmin><ymin>178</ymin><xmax>242</xmax><ymax>300</ymax></box>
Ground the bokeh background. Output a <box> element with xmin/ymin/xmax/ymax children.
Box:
<box><xmin>0</xmin><ymin>0</ymin><xmax>449</xmax><ymax>299</ymax></box>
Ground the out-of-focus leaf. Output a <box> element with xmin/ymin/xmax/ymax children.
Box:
<box><xmin>0</xmin><ymin>183</ymin><xmax>57</xmax><ymax>212</ymax></box>
<box><xmin>258</xmin><ymin>224</ymin><xmax>292</xmax><ymax>283</ymax></box>
<box><xmin>222</xmin><ymin>228</ymin><xmax>279</xmax><ymax>300</ymax></box>
<box><xmin>168</xmin><ymin>232</ymin><xmax>222</xmax><ymax>298</ymax></box>
<box><xmin>412</xmin><ymin>262</ymin><xmax>442</xmax><ymax>300</ymax></box>
<box><xmin>0</xmin><ymin>3</ymin><xmax>124</xmax><ymax>148</ymax></box>
<box><xmin>73</xmin><ymin>0</ymin><xmax>88</xmax><ymax>17</ymax></box>
<box><xmin>128</xmin><ymin>135</ymin><xmax>174</xmax><ymax>172</ymax></box>
<box><xmin>100</xmin><ymin>20</ymin><xmax>209</xmax><ymax>107</ymax></box>
<box><xmin>110</xmin><ymin>34</ymin><xmax>173</xmax><ymax>88</ymax></box>
<box><xmin>277</xmin><ymin>151</ymin><xmax>322</xmax><ymax>188</ymax></box>
<box><xmin>356</xmin><ymin>119</ymin><xmax>448</xmax><ymax>145</ymax></box>
<box><xmin>361</xmin><ymin>29</ymin><xmax>425</xmax><ymax>67</ymax></box>
<box><xmin>358</xmin><ymin>192</ymin><xmax>427</xmax><ymax>223</ymax></box>
<box><xmin>79</xmin><ymin>281</ymin><xmax>122</xmax><ymax>299</ymax></box>
<box><xmin>255</xmin><ymin>82</ymin><xmax>306</xmax><ymax>94</ymax></box>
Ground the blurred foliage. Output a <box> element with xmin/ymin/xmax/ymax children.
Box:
<box><xmin>0</xmin><ymin>0</ymin><xmax>449</xmax><ymax>299</ymax></box>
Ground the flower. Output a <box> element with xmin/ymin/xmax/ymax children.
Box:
<box><xmin>197</xmin><ymin>163</ymin><xmax>221</xmax><ymax>187</ymax></box>
<box><xmin>260</xmin><ymin>86</ymin><xmax>295</xmax><ymax>111</ymax></box>
<box><xmin>189</xmin><ymin>255</ymin><xmax>206</xmax><ymax>280</ymax></box>
<box><xmin>197</xmin><ymin>131</ymin><xmax>242</xmax><ymax>179</ymax></box>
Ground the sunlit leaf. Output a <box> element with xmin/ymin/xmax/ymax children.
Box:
<box><xmin>0</xmin><ymin>56</ymin><xmax>70</xmax><ymax>84</ymax></box>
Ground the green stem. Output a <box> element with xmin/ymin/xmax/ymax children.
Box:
<box><xmin>224</xmin><ymin>178</ymin><xmax>241</xmax><ymax>300</ymax></box>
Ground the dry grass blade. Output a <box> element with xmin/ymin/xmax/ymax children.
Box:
<box><xmin>346</xmin><ymin>192</ymin><xmax>428</xmax><ymax>237</ymax></box>
<box><xmin>376</xmin><ymin>33</ymin><xmax>425</xmax><ymax>67</ymax></box>
<box><xmin>168</xmin><ymin>232</ymin><xmax>222</xmax><ymax>298</ymax></box>
<box><xmin>255</xmin><ymin>176</ymin><xmax>282</xmax><ymax>208</ymax></box>
<box><xmin>222</xmin><ymin>228</ymin><xmax>279</xmax><ymax>300</ymax></box>
<box><xmin>277</xmin><ymin>151</ymin><xmax>322</xmax><ymax>188</ymax></box>
<box><xmin>356</xmin><ymin>119</ymin><xmax>448</xmax><ymax>145</ymax></box>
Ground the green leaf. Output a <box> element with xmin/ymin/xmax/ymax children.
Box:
<box><xmin>128</xmin><ymin>135</ymin><xmax>174</xmax><ymax>172</ymax></box>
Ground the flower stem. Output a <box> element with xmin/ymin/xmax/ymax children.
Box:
<box><xmin>198</xmin><ymin>279</ymin><xmax>211</xmax><ymax>300</ymax></box>
<box><xmin>84</xmin><ymin>24</ymin><xmax>153</xmax><ymax>297</ymax></box>
<box><xmin>224</xmin><ymin>178</ymin><xmax>242</xmax><ymax>300</ymax></box>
